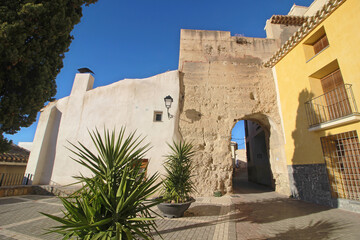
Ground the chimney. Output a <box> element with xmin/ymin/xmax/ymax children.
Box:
<box><xmin>70</xmin><ymin>73</ymin><xmax>94</xmax><ymax>96</ymax></box>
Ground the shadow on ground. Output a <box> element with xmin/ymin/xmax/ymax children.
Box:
<box><xmin>232</xmin><ymin>170</ymin><xmax>273</xmax><ymax>194</ymax></box>
<box><xmin>184</xmin><ymin>205</ymin><xmax>222</xmax><ymax>217</ymax></box>
<box><xmin>232</xmin><ymin>197</ymin><xmax>330</xmax><ymax>224</ymax></box>
<box><xmin>232</xmin><ymin>169</ymin><xmax>331</xmax><ymax>224</ymax></box>
<box><xmin>266</xmin><ymin>220</ymin><xmax>347</xmax><ymax>240</ymax></box>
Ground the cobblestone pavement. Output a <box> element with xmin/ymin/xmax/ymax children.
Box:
<box><xmin>0</xmin><ymin>180</ymin><xmax>359</xmax><ymax>239</ymax></box>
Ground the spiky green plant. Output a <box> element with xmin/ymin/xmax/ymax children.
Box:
<box><xmin>42</xmin><ymin>128</ymin><xmax>162</xmax><ymax>239</ymax></box>
<box><xmin>162</xmin><ymin>141</ymin><xmax>195</xmax><ymax>203</ymax></box>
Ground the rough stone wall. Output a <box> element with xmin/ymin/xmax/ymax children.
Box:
<box><xmin>178</xmin><ymin>29</ymin><xmax>290</xmax><ymax>196</ymax></box>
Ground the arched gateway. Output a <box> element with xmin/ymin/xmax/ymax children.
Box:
<box><xmin>178</xmin><ymin>29</ymin><xmax>290</xmax><ymax>196</ymax></box>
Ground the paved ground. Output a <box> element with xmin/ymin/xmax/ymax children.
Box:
<box><xmin>0</xmin><ymin>175</ymin><xmax>359</xmax><ymax>239</ymax></box>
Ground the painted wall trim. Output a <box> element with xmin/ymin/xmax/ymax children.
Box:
<box><xmin>272</xmin><ymin>67</ymin><xmax>286</xmax><ymax>144</ymax></box>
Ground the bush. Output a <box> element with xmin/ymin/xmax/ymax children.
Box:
<box><xmin>43</xmin><ymin>128</ymin><xmax>161</xmax><ymax>239</ymax></box>
<box><xmin>162</xmin><ymin>141</ymin><xmax>195</xmax><ymax>203</ymax></box>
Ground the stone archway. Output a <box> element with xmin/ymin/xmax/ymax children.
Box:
<box><xmin>178</xmin><ymin>29</ymin><xmax>290</xmax><ymax>196</ymax></box>
<box><xmin>234</xmin><ymin>114</ymin><xmax>289</xmax><ymax>194</ymax></box>
<box><xmin>233</xmin><ymin>118</ymin><xmax>273</xmax><ymax>189</ymax></box>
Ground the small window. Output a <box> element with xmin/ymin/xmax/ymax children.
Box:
<box><xmin>313</xmin><ymin>35</ymin><xmax>329</xmax><ymax>55</ymax></box>
<box><xmin>153</xmin><ymin>111</ymin><xmax>163</xmax><ymax>122</ymax></box>
<box><xmin>303</xmin><ymin>27</ymin><xmax>329</xmax><ymax>61</ymax></box>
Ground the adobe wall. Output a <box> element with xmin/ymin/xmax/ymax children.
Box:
<box><xmin>178</xmin><ymin>29</ymin><xmax>290</xmax><ymax>196</ymax></box>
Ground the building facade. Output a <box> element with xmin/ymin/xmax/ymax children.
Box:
<box><xmin>25</xmin><ymin>0</ymin><xmax>359</xmax><ymax>212</ymax></box>
<box><xmin>268</xmin><ymin>0</ymin><xmax>360</xmax><ymax>211</ymax></box>
<box><xmin>26</xmin><ymin>71</ymin><xmax>181</xmax><ymax>185</ymax></box>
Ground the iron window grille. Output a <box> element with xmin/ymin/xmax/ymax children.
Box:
<box><xmin>320</xmin><ymin>130</ymin><xmax>360</xmax><ymax>201</ymax></box>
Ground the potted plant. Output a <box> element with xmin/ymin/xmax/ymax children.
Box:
<box><xmin>157</xmin><ymin>140</ymin><xmax>196</xmax><ymax>218</ymax></box>
<box><xmin>42</xmin><ymin>128</ymin><xmax>162</xmax><ymax>239</ymax></box>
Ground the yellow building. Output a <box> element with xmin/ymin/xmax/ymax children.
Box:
<box><xmin>267</xmin><ymin>0</ymin><xmax>360</xmax><ymax>211</ymax></box>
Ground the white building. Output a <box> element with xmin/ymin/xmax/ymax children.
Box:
<box><xmin>25</xmin><ymin>71</ymin><xmax>181</xmax><ymax>185</ymax></box>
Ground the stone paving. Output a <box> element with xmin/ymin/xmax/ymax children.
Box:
<box><xmin>0</xmin><ymin>178</ymin><xmax>360</xmax><ymax>239</ymax></box>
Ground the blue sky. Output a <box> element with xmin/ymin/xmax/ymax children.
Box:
<box><xmin>6</xmin><ymin>0</ymin><xmax>314</xmax><ymax>145</ymax></box>
<box><xmin>232</xmin><ymin>121</ymin><xmax>245</xmax><ymax>149</ymax></box>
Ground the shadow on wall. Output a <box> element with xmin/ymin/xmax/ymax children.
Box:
<box><xmin>289</xmin><ymin>89</ymin><xmax>336</xmax><ymax>208</ymax></box>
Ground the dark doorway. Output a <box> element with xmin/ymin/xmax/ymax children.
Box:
<box><xmin>231</xmin><ymin>120</ymin><xmax>274</xmax><ymax>193</ymax></box>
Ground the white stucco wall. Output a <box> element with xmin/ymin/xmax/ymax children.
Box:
<box><xmin>304</xmin><ymin>0</ymin><xmax>330</xmax><ymax>16</ymax></box>
<box><xmin>288</xmin><ymin>4</ymin><xmax>308</xmax><ymax>16</ymax></box>
<box><xmin>18</xmin><ymin>142</ymin><xmax>33</xmax><ymax>152</ymax></box>
<box><xmin>25</xmin><ymin>70</ymin><xmax>181</xmax><ymax>185</ymax></box>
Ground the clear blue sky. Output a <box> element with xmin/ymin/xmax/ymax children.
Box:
<box><xmin>232</xmin><ymin>120</ymin><xmax>245</xmax><ymax>149</ymax></box>
<box><xmin>6</xmin><ymin>0</ymin><xmax>314</xmax><ymax>145</ymax></box>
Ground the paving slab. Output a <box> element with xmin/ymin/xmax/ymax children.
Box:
<box><xmin>0</xmin><ymin>183</ymin><xmax>359</xmax><ymax>240</ymax></box>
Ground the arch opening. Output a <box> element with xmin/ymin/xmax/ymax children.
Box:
<box><xmin>231</xmin><ymin>117</ymin><xmax>275</xmax><ymax>193</ymax></box>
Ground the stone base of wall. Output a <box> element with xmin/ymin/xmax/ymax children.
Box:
<box><xmin>273</xmin><ymin>172</ymin><xmax>291</xmax><ymax>196</ymax></box>
<box><xmin>0</xmin><ymin>185</ymin><xmax>80</xmax><ymax>198</ymax></box>
<box><xmin>288</xmin><ymin>164</ymin><xmax>360</xmax><ymax>213</ymax></box>
<box><xmin>288</xmin><ymin>164</ymin><xmax>334</xmax><ymax>206</ymax></box>
<box><xmin>32</xmin><ymin>185</ymin><xmax>79</xmax><ymax>197</ymax></box>
<box><xmin>337</xmin><ymin>198</ymin><xmax>360</xmax><ymax>213</ymax></box>
<box><xmin>0</xmin><ymin>185</ymin><xmax>33</xmax><ymax>197</ymax></box>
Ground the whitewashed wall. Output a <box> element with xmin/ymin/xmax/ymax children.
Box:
<box><xmin>25</xmin><ymin>70</ymin><xmax>181</xmax><ymax>185</ymax></box>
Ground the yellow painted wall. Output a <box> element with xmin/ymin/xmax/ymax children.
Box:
<box><xmin>0</xmin><ymin>165</ymin><xmax>26</xmax><ymax>175</ymax></box>
<box><xmin>274</xmin><ymin>0</ymin><xmax>360</xmax><ymax>165</ymax></box>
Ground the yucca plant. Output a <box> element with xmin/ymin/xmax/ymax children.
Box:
<box><xmin>42</xmin><ymin>128</ymin><xmax>162</xmax><ymax>239</ymax></box>
<box><xmin>162</xmin><ymin>141</ymin><xmax>195</xmax><ymax>203</ymax></box>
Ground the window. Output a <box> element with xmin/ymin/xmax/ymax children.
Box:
<box><xmin>303</xmin><ymin>27</ymin><xmax>329</xmax><ymax>61</ymax></box>
<box><xmin>320</xmin><ymin>69</ymin><xmax>352</xmax><ymax>121</ymax></box>
<box><xmin>153</xmin><ymin>111</ymin><xmax>163</xmax><ymax>122</ymax></box>
<box><xmin>305</xmin><ymin>61</ymin><xmax>357</xmax><ymax>128</ymax></box>
<box><xmin>320</xmin><ymin>131</ymin><xmax>360</xmax><ymax>201</ymax></box>
<box><xmin>313</xmin><ymin>34</ymin><xmax>329</xmax><ymax>55</ymax></box>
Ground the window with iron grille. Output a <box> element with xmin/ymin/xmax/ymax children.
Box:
<box><xmin>320</xmin><ymin>131</ymin><xmax>360</xmax><ymax>201</ymax></box>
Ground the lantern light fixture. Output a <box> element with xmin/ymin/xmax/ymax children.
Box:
<box><xmin>164</xmin><ymin>95</ymin><xmax>174</xmax><ymax>119</ymax></box>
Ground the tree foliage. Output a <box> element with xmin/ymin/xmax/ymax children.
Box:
<box><xmin>0</xmin><ymin>0</ymin><xmax>97</xmax><ymax>151</ymax></box>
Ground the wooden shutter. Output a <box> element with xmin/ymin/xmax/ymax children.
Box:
<box><xmin>313</xmin><ymin>35</ymin><xmax>329</xmax><ymax>54</ymax></box>
<box><xmin>321</xmin><ymin>69</ymin><xmax>351</xmax><ymax>120</ymax></box>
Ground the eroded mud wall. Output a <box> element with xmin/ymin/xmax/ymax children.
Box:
<box><xmin>178</xmin><ymin>29</ymin><xmax>290</xmax><ymax>195</ymax></box>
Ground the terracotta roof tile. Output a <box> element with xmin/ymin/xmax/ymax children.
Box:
<box><xmin>270</xmin><ymin>15</ymin><xmax>309</xmax><ymax>26</ymax></box>
<box><xmin>265</xmin><ymin>0</ymin><xmax>346</xmax><ymax>68</ymax></box>
<box><xmin>0</xmin><ymin>144</ymin><xmax>30</xmax><ymax>164</ymax></box>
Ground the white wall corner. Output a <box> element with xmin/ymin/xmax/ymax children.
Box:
<box><xmin>24</xmin><ymin>102</ymin><xmax>57</xmax><ymax>183</ymax></box>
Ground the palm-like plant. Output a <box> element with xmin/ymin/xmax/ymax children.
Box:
<box><xmin>162</xmin><ymin>141</ymin><xmax>195</xmax><ymax>203</ymax></box>
<box><xmin>43</xmin><ymin>128</ymin><xmax>161</xmax><ymax>239</ymax></box>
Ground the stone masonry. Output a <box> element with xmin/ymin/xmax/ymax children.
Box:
<box><xmin>178</xmin><ymin>29</ymin><xmax>290</xmax><ymax>196</ymax></box>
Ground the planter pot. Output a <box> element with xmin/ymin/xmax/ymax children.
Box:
<box><xmin>157</xmin><ymin>198</ymin><xmax>195</xmax><ymax>218</ymax></box>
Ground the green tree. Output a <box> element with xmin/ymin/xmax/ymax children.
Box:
<box><xmin>0</xmin><ymin>0</ymin><xmax>97</xmax><ymax>152</ymax></box>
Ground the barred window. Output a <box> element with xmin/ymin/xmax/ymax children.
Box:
<box><xmin>320</xmin><ymin>131</ymin><xmax>360</xmax><ymax>201</ymax></box>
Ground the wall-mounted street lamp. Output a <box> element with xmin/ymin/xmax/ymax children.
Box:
<box><xmin>164</xmin><ymin>95</ymin><xmax>174</xmax><ymax>119</ymax></box>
